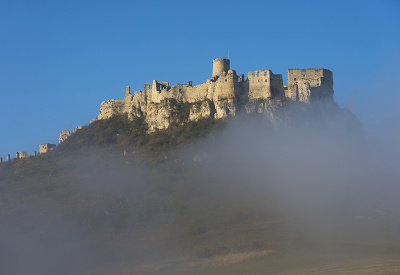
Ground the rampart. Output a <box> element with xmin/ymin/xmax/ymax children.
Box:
<box><xmin>96</xmin><ymin>58</ymin><xmax>334</xmax><ymax>132</ymax></box>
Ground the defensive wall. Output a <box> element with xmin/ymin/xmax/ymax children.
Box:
<box><xmin>97</xmin><ymin>58</ymin><xmax>334</xmax><ymax>132</ymax></box>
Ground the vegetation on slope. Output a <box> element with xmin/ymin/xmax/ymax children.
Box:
<box><xmin>57</xmin><ymin>113</ymin><xmax>225</xmax><ymax>153</ymax></box>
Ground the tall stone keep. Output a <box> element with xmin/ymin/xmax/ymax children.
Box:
<box><xmin>212</xmin><ymin>58</ymin><xmax>230</xmax><ymax>78</ymax></box>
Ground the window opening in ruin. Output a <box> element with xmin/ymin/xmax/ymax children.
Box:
<box><xmin>294</xmin><ymin>78</ymin><xmax>296</xmax><ymax>81</ymax></box>
<box><xmin>302</xmin><ymin>71</ymin><xmax>305</xmax><ymax>74</ymax></box>
<box><xmin>179</xmin><ymin>89</ymin><xmax>181</xmax><ymax>92</ymax></box>
<box><xmin>253</xmin><ymin>73</ymin><xmax>255</xmax><ymax>76</ymax></box>
<box><xmin>265</xmin><ymin>79</ymin><xmax>268</xmax><ymax>82</ymax></box>
<box><xmin>257</xmin><ymin>72</ymin><xmax>259</xmax><ymax>76</ymax></box>
<box><xmin>316</xmin><ymin>70</ymin><xmax>319</xmax><ymax>74</ymax></box>
<box><xmin>264</xmin><ymin>72</ymin><xmax>267</xmax><ymax>76</ymax></box>
<box><xmin>225</xmin><ymin>79</ymin><xmax>227</xmax><ymax>82</ymax></box>
<box><xmin>149</xmin><ymin>85</ymin><xmax>152</xmax><ymax>89</ymax></box>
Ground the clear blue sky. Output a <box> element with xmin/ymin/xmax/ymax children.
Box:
<box><xmin>0</xmin><ymin>0</ymin><xmax>399</xmax><ymax>158</ymax></box>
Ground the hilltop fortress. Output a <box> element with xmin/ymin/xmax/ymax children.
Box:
<box><xmin>95</xmin><ymin>59</ymin><xmax>334</xmax><ymax>132</ymax></box>
<box><xmin>1</xmin><ymin>59</ymin><xmax>357</xmax><ymax>164</ymax></box>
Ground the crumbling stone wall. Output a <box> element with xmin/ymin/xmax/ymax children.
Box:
<box><xmin>247</xmin><ymin>70</ymin><xmax>284</xmax><ymax>100</ymax></box>
<box><xmin>286</xmin><ymin>69</ymin><xmax>333</xmax><ymax>103</ymax></box>
<box><xmin>59</xmin><ymin>129</ymin><xmax>70</xmax><ymax>143</ymax></box>
<box><xmin>39</xmin><ymin>143</ymin><xmax>56</xmax><ymax>154</ymax></box>
<box><xmin>95</xmin><ymin>59</ymin><xmax>334</xmax><ymax>133</ymax></box>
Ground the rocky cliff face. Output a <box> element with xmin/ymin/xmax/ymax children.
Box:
<box><xmin>94</xmin><ymin>59</ymin><xmax>335</xmax><ymax>133</ymax></box>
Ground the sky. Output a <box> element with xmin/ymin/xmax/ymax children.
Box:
<box><xmin>0</xmin><ymin>0</ymin><xmax>399</xmax><ymax>159</ymax></box>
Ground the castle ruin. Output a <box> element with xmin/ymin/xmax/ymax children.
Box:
<box><xmin>0</xmin><ymin>59</ymin><xmax>335</xmax><ymax>163</ymax></box>
<box><xmin>39</xmin><ymin>143</ymin><xmax>56</xmax><ymax>154</ymax></box>
<box><xmin>95</xmin><ymin>58</ymin><xmax>334</xmax><ymax>132</ymax></box>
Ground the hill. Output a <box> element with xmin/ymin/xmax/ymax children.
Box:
<box><xmin>1</xmin><ymin>101</ymin><xmax>400</xmax><ymax>274</ymax></box>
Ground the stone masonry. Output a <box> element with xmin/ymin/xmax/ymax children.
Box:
<box><xmin>95</xmin><ymin>58</ymin><xmax>334</xmax><ymax>132</ymax></box>
<box><xmin>39</xmin><ymin>143</ymin><xmax>57</xmax><ymax>154</ymax></box>
<box><xmin>59</xmin><ymin>129</ymin><xmax>70</xmax><ymax>143</ymax></box>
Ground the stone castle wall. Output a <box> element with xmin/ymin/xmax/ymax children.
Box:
<box><xmin>96</xmin><ymin>59</ymin><xmax>334</xmax><ymax>132</ymax></box>
<box><xmin>286</xmin><ymin>69</ymin><xmax>333</xmax><ymax>103</ymax></box>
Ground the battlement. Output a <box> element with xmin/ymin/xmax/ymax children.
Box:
<box><xmin>96</xmin><ymin>58</ymin><xmax>334</xmax><ymax>132</ymax></box>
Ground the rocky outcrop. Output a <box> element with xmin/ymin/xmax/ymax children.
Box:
<box><xmin>189</xmin><ymin>100</ymin><xmax>214</xmax><ymax>122</ymax></box>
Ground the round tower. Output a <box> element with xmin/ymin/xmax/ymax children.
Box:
<box><xmin>212</xmin><ymin>58</ymin><xmax>230</xmax><ymax>78</ymax></box>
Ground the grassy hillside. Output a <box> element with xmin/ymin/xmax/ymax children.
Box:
<box><xmin>57</xmin><ymin>113</ymin><xmax>225</xmax><ymax>153</ymax></box>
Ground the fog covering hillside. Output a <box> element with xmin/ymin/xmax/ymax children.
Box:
<box><xmin>1</xmin><ymin>102</ymin><xmax>400</xmax><ymax>274</ymax></box>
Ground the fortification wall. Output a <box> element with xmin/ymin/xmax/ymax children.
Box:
<box><xmin>39</xmin><ymin>143</ymin><xmax>56</xmax><ymax>154</ymax></box>
<box><xmin>94</xmin><ymin>59</ymin><xmax>334</xmax><ymax>132</ymax></box>
<box><xmin>287</xmin><ymin>69</ymin><xmax>333</xmax><ymax>102</ymax></box>
<box><xmin>247</xmin><ymin>70</ymin><xmax>273</xmax><ymax>100</ymax></box>
<box><xmin>98</xmin><ymin>99</ymin><xmax>131</xmax><ymax>120</ymax></box>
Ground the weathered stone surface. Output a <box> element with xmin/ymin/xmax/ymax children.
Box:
<box><xmin>73</xmin><ymin>126</ymin><xmax>83</xmax><ymax>133</ymax></box>
<box><xmin>189</xmin><ymin>100</ymin><xmax>214</xmax><ymax>121</ymax></box>
<box><xmin>59</xmin><ymin>129</ymin><xmax>70</xmax><ymax>143</ymax></box>
<box><xmin>286</xmin><ymin>69</ymin><xmax>334</xmax><ymax>103</ymax></box>
<box><xmin>39</xmin><ymin>143</ymin><xmax>56</xmax><ymax>154</ymax></box>
<box><xmin>20</xmin><ymin>152</ymin><xmax>28</xmax><ymax>158</ymax></box>
<box><xmin>95</xmin><ymin>59</ymin><xmax>334</xmax><ymax>132</ymax></box>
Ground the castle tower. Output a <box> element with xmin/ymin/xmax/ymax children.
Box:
<box><xmin>212</xmin><ymin>58</ymin><xmax>230</xmax><ymax>78</ymax></box>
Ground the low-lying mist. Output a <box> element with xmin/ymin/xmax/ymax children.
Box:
<box><xmin>1</xmin><ymin>102</ymin><xmax>399</xmax><ymax>274</ymax></box>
